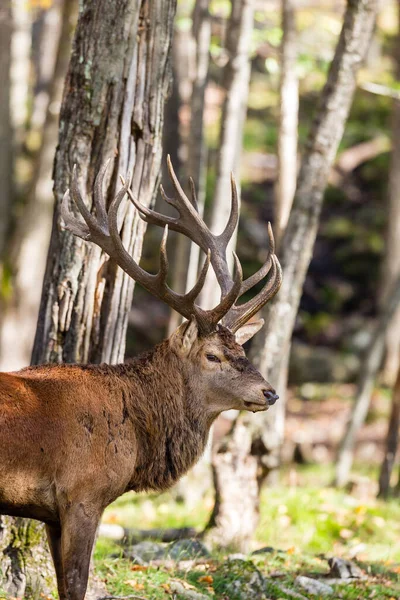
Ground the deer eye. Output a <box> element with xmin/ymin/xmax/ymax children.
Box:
<box><xmin>206</xmin><ymin>353</ymin><xmax>221</xmax><ymax>363</ymax></box>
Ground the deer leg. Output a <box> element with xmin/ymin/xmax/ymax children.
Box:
<box><xmin>45</xmin><ymin>524</ymin><xmax>67</xmax><ymax>600</ymax></box>
<box><xmin>60</xmin><ymin>504</ymin><xmax>100</xmax><ymax>600</ymax></box>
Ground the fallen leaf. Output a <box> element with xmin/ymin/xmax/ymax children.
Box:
<box><xmin>339</xmin><ymin>528</ymin><xmax>353</xmax><ymax>539</ymax></box>
<box><xmin>124</xmin><ymin>579</ymin><xmax>145</xmax><ymax>591</ymax></box>
<box><xmin>198</xmin><ymin>575</ymin><xmax>213</xmax><ymax>584</ymax></box>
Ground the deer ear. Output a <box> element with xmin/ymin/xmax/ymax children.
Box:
<box><xmin>171</xmin><ymin>319</ymin><xmax>199</xmax><ymax>356</ymax></box>
<box><xmin>234</xmin><ymin>318</ymin><xmax>264</xmax><ymax>346</ymax></box>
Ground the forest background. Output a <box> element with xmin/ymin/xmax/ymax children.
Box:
<box><xmin>1</xmin><ymin>0</ymin><xmax>400</xmax><ymax>599</ymax></box>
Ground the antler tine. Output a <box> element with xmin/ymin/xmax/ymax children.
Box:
<box><xmin>157</xmin><ymin>225</ymin><xmax>169</xmax><ymax>286</ymax></box>
<box><xmin>70</xmin><ymin>165</ymin><xmax>97</xmax><ymax>229</ymax></box>
<box><xmin>223</xmin><ymin>224</ymin><xmax>282</xmax><ymax>332</ymax></box>
<box><xmin>239</xmin><ymin>223</ymin><xmax>275</xmax><ymax>296</ymax></box>
<box><xmin>207</xmin><ymin>253</ymin><xmax>243</xmax><ymax>326</ymax></box>
<box><xmin>127</xmin><ymin>186</ymin><xmax>177</xmax><ymax>229</ymax></box>
<box><xmin>224</xmin><ymin>254</ymin><xmax>283</xmax><ymax>333</ymax></box>
<box><xmin>93</xmin><ymin>158</ymin><xmax>111</xmax><ymax>230</ymax></box>
<box><xmin>188</xmin><ymin>177</ymin><xmax>199</xmax><ymax>212</ymax></box>
<box><xmin>185</xmin><ymin>250</ymin><xmax>211</xmax><ymax>302</ymax></box>
<box><xmin>106</xmin><ymin>178</ymin><xmax>156</xmax><ymax>285</ymax></box>
<box><xmin>61</xmin><ymin>190</ymin><xmax>91</xmax><ymax>239</ymax></box>
<box><xmin>218</xmin><ymin>173</ymin><xmax>239</xmax><ymax>245</ymax></box>
<box><xmin>62</xmin><ymin>166</ymin><xmax>110</xmax><ymax>244</ymax></box>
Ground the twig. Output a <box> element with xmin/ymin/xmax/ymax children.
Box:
<box><xmin>360</xmin><ymin>81</ymin><xmax>400</xmax><ymax>100</ymax></box>
<box><xmin>98</xmin><ymin>595</ymin><xmax>147</xmax><ymax>600</ymax></box>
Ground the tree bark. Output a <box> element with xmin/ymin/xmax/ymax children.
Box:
<box><xmin>378</xmin><ymin>366</ymin><xmax>400</xmax><ymax>498</ymax></box>
<box><xmin>0</xmin><ymin>0</ymin><xmax>75</xmax><ymax>372</ymax></box>
<box><xmin>335</xmin><ymin>273</ymin><xmax>400</xmax><ymax>487</ymax></box>
<box><xmin>275</xmin><ymin>0</ymin><xmax>298</xmax><ymax>247</ymax></box>
<box><xmin>0</xmin><ymin>0</ymin><xmax>12</xmax><ymax>258</ymax></box>
<box><xmin>380</xmin><ymin>2</ymin><xmax>400</xmax><ymax>386</ymax></box>
<box><xmin>200</xmin><ymin>0</ymin><xmax>254</xmax><ymax>310</ymax></box>
<box><xmin>0</xmin><ymin>0</ymin><xmax>176</xmax><ymax>595</ymax></box>
<box><xmin>32</xmin><ymin>0</ymin><xmax>176</xmax><ymax>366</ymax></box>
<box><xmin>208</xmin><ymin>0</ymin><xmax>378</xmax><ymax>549</ymax></box>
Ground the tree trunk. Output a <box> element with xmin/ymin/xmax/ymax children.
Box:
<box><xmin>335</xmin><ymin>274</ymin><xmax>400</xmax><ymax>487</ymax></box>
<box><xmin>200</xmin><ymin>0</ymin><xmax>254</xmax><ymax>310</ymax></box>
<box><xmin>29</xmin><ymin>1</ymin><xmax>64</xmax><ymax>140</ymax></box>
<box><xmin>1</xmin><ymin>0</ymin><xmax>176</xmax><ymax>596</ymax></box>
<box><xmin>275</xmin><ymin>0</ymin><xmax>298</xmax><ymax>247</ymax></box>
<box><xmin>206</xmin><ymin>419</ymin><xmax>259</xmax><ymax>552</ymax></box>
<box><xmin>0</xmin><ymin>0</ymin><xmax>12</xmax><ymax>258</ymax></box>
<box><xmin>0</xmin><ymin>0</ymin><xmax>75</xmax><ymax>372</ymax></box>
<box><xmin>378</xmin><ymin>366</ymin><xmax>400</xmax><ymax>498</ymax></box>
<box><xmin>168</xmin><ymin>0</ymin><xmax>211</xmax><ymax>335</ymax></box>
<box><xmin>32</xmin><ymin>0</ymin><xmax>176</xmax><ymax>366</ymax></box>
<box><xmin>10</xmin><ymin>0</ymin><xmax>32</xmax><ymax>154</ymax></box>
<box><xmin>380</xmin><ymin>2</ymin><xmax>400</xmax><ymax>386</ymax></box>
<box><xmin>208</xmin><ymin>0</ymin><xmax>378</xmax><ymax>550</ymax></box>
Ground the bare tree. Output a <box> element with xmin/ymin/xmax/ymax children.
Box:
<box><xmin>275</xmin><ymin>0</ymin><xmax>298</xmax><ymax>246</ymax></box>
<box><xmin>380</xmin><ymin>2</ymin><xmax>400</xmax><ymax>386</ymax></box>
<box><xmin>378</xmin><ymin>365</ymin><xmax>400</xmax><ymax>498</ymax></box>
<box><xmin>10</xmin><ymin>0</ymin><xmax>31</xmax><ymax>155</ymax></box>
<box><xmin>200</xmin><ymin>0</ymin><xmax>254</xmax><ymax>310</ymax></box>
<box><xmin>207</xmin><ymin>0</ymin><xmax>378</xmax><ymax>550</ymax></box>
<box><xmin>335</xmin><ymin>273</ymin><xmax>400</xmax><ymax>487</ymax></box>
<box><xmin>0</xmin><ymin>0</ymin><xmax>176</xmax><ymax>595</ymax></box>
<box><xmin>0</xmin><ymin>0</ymin><xmax>12</xmax><ymax>258</ymax></box>
<box><xmin>0</xmin><ymin>0</ymin><xmax>75</xmax><ymax>372</ymax></box>
<box><xmin>168</xmin><ymin>0</ymin><xmax>211</xmax><ymax>334</ymax></box>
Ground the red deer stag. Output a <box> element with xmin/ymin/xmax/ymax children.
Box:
<box><xmin>0</xmin><ymin>158</ymin><xmax>282</xmax><ymax>600</ymax></box>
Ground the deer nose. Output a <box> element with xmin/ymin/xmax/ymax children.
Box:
<box><xmin>263</xmin><ymin>390</ymin><xmax>279</xmax><ymax>405</ymax></box>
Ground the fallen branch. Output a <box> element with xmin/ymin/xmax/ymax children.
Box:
<box><xmin>98</xmin><ymin>596</ymin><xmax>147</xmax><ymax>600</ymax></box>
<box><xmin>360</xmin><ymin>81</ymin><xmax>400</xmax><ymax>100</ymax></box>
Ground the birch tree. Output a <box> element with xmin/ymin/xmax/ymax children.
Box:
<box><xmin>168</xmin><ymin>0</ymin><xmax>211</xmax><ymax>334</ymax></box>
<box><xmin>0</xmin><ymin>0</ymin><xmax>176</xmax><ymax>595</ymax></box>
<box><xmin>200</xmin><ymin>0</ymin><xmax>254</xmax><ymax>310</ymax></box>
<box><xmin>0</xmin><ymin>0</ymin><xmax>12</xmax><ymax>258</ymax></box>
<box><xmin>380</xmin><ymin>2</ymin><xmax>400</xmax><ymax>386</ymax></box>
<box><xmin>208</xmin><ymin>0</ymin><xmax>379</xmax><ymax>550</ymax></box>
<box><xmin>335</xmin><ymin>273</ymin><xmax>400</xmax><ymax>487</ymax></box>
<box><xmin>378</xmin><ymin>365</ymin><xmax>400</xmax><ymax>498</ymax></box>
<box><xmin>275</xmin><ymin>0</ymin><xmax>298</xmax><ymax>246</ymax></box>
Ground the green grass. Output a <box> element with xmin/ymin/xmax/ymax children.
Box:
<box><xmin>96</xmin><ymin>465</ymin><xmax>400</xmax><ymax>599</ymax></box>
<box><xmin>103</xmin><ymin>465</ymin><xmax>400</xmax><ymax>562</ymax></box>
<box><xmin>94</xmin><ymin>543</ymin><xmax>400</xmax><ymax>599</ymax></box>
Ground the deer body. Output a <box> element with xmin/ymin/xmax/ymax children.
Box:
<box><xmin>0</xmin><ymin>336</ymin><xmax>217</xmax><ymax>523</ymax></box>
<box><xmin>0</xmin><ymin>160</ymin><xmax>283</xmax><ymax>600</ymax></box>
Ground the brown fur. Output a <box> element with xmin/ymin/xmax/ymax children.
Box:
<box><xmin>0</xmin><ymin>323</ymin><xmax>276</xmax><ymax>600</ymax></box>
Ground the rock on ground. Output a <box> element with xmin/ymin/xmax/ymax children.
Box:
<box><xmin>166</xmin><ymin>539</ymin><xmax>210</xmax><ymax>560</ymax></box>
<box><xmin>215</xmin><ymin>558</ymin><xmax>269</xmax><ymax>600</ymax></box>
<box><xmin>295</xmin><ymin>575</ymin><xmax>334</xmax><ymax>596</ymax></box>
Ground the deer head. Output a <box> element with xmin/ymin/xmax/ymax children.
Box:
<box><xmin>61</xmin><ymin>157</ymin><xmax>282</xmax><ymax>413</ymax></box>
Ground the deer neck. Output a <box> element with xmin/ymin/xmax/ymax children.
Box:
<box><xmin>123</xmin><ymin>342</ymin><xmax>215</xmax><ymax>493</ymax></box>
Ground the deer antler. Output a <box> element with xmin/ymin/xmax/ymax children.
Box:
<box><xmin>61</xmin><ymin>162</ymin><xmax>244</xmax><ymax>334</ymax></box>
<box><xmin>126</xmin><ymin>156</ymin><xmax>282</xmax><ymax>332</ymax></box>
<box><xmin>62</xmin><ymin>159</ymin><xmax>281</xmax><ymax>334</ymax></box>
